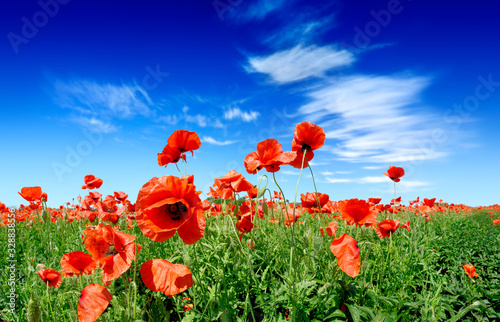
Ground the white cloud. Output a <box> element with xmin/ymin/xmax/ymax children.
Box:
<box><xmin>246</xmin><ymin>44</ymin><xmax>355</xmax><ymax>84</ymax></box>
<box><xmin>298</xmin><ymin>73</ymin><xmax>448</xmax><ymax>163</ymax></box>
<box><xmin>54</xmin><ymin>79</ymin><xmax>153</xmax><ymax>119</ymax></box>
<box><xmin>224</xmin><ymin>107</ymin><xmax>260</xmax><ymax>122</ymax></box>
<box><xmin>363</xmin><ymin>166</ymin><xmax>384</xmax><ymax>170</ymax></box>
<box><xmin>320</xmin><ymin>171</ymin><xmax>334</xmax><ymax>176</ymax></box>
<box><xmin>359</xmin><ymin>176</ymin><xmax>388</xmax><ymax>184</ymax></box>
<box><xmin>71</xmin><ymin>116</ymin><xmax>118</xmax><ymax>133</ymax></box>
<box><xmin>184</xmin><ymin>113</ymin><xmax>223</xmax><ymax>128</ymax></box>
<box><xmin>237</xmin><ymin>0</ymin><xmax>287</xmax><ymax>21</ymax></box>
<box><xmin>281</xmin><ymin>170</ymin><xmax>301</xmax><ymax>175</ymax></box>
<box><xmin>325</xmin><ymin>177</ymin><xmax>352</xmax><ymax>183</ymax></box>
<box><xmin>202</xmin><ymin>136</ymin><xmax>238</xmax><ymax>146</ymax></box>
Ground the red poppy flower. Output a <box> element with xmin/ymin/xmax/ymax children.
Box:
<box><xmin>41</xmin><ymin>192</ymin><xmax>48</xmax><ymax>202</ymax></box>
<box><xmin>325</xmin><ymin>221</ymin><xmax>338</xmax><ymax>238</ymax></box>
<box><xmin>82</xmin><ymin>175</ymin><xmax>103</xmax><ymax>190</ymax></box>
<box><xmin>167</xmin><ymin>130</ymin><xmax>201</xmax><ymax>155</ymax></box>
<box><xmin>60</xmin><ymin>251</ymin><xmax>96</xmax><ymax>277</ymax></box>
<box><xmin>244</xmin><ymin>139</ymin><xmax>296</xmax><ymax>174</ymax></box>
<box><xmin>114</xmin><ymin>191</ymin><xmax>128</xmax><ymax>202</ymax></box>
<box><xmin>462</xmin><ymin>264</ymin><xmax>479</xmax><ymax>278</ymax></box>
<box><xmin>38</xmin><ymin>269</ymin><xmax>62</xmax><ymax>288</ymax></box>
<box><xmin>376</xmin><ymin>219</ymin><xmax>400</xmax><ymax>238</ymax></box>
<box><xmin>78</xmin><ymin>283</ymin><xmax>112</xmax><ymax>322</ymax></box>
<box><xmin>18</xmin><ymin>186</ymin><xmax>43</xmax><ymax>202</ymax></box>
<box><xmin>247</xmin><ymin>187</ymin><xmax>258</xmax><ymax>199</ymax></box>
<box><xmin>493</xmin><ymin>220</ymin><xmax>500</xmax><ymax>225</ymax></box>
<box><xmin>300</xmin><ymin>192</ymin><xmax>329</xmax><ymax>213</ymax></box>
<box><xmin>383</xmin><ymin>166</ymin><xmax>405</xmax><ymax>182</ymax></box>
<box><xmin>158</xmin><ymin>145</ymin><xmax>185</xmax><ymax>167</ymax></box>
<box><xmin>236</xmin><ymin>213</ymin><xmax>255</xmax><ymax>241</ymax></box>
<box><xmin>330</xmin><ymin>234</ymin><xmax>360</xmax><ymax>278</ymax></box>
<box><xmin>158</xmin><ymin>130</ymin><xmax>201</xmax><ymax>167</ymax></box>
<box><xmin>401</xmin><ymin>220</ymin><xmax>410</xmax><ymax>232</ymax></box>
<box><xmin>212</xmin><ymin>170</ymin><xmax>254</xmax><ymax>199</ymax></box>
<box><xmin>288</xmin><ymin>121</ymin><xmax>325</xmax><ymax>169</ymax></box>
<box><xmin>338</xmin><ymin>198</ymin><xmax>378</xmax><ymax>227</ymax></box>
<box><xmin>181</xmin><ymin>174</ymin><xmax>195</xmax><ymax>184</ymax></box>
<box><xmin>83</xmin><ymin>223</ymin><xmax>141</xmax><ymax>283</ymax></box>
<box><xmin>140</xmin><ymin>259</ymin><xmax>193</xmax><ymax>297</ymax></box>
<box><xmin>368</xmin><ymin>198</ymin><xmax>382</xmax><ymax>205</ymax></box>
<box><xmin>135</xmin><ymin>175</ymin><xmax>206</xmax><ymax>244</ymax></box>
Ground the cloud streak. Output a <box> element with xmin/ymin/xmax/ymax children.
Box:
<box><xmin>246</xmin><ymin>44</ymin><xmax>355</xmax><ymax>84</ymax></box>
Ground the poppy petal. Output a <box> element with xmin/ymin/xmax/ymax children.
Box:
<box><xmin>78</xmin><ymin>283</ymin><xmax>112</xmax><ymax>322</ymax></box>
<box><xmin>140</xmin><ymin>259</ymin><xmax>193</xmax><ymax>297</ymax></box>
<box><xmin>330</xmin><ymin>234</ymin><xmax>360</xmax><ymax>278</ymax></box>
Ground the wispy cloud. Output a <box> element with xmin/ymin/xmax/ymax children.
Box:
<box><xmin>324</xmin><ymin>177</ymin><xmax>352</xmax><ymax>183</ymax></box>
<box><xmin>224</xmin><ymin>107</ymin><xmax>260</xmax><ymax>122</ymax></box>
<box><xmin>298</xmin><ymin>73</ymin><xmax>448</xmax><ymax>163</ymax></box>
<box><xmin>246</xmin><ymin>44</ymin><xmax>355</xmax><ymax>84</ymax></box>
<box><xmin>71</xmin><ymin>116</ymin><xmax>118</xmax><ymax>133</ymax></box>
<box><xmin>281</xmin><ymin>170</ymin><xmax>300</xmax><ymax>175</ymax></box>
<box><xmin>183</xmin><ymin>106</ymin><xmax>223</xmax><ymax>128</ymax></box>
<box><xmin>54</xmin><ymin>79</ymin><xmax>153</xmax><ymax>119</ymax></box>
<box><xmin>363</xmin><ymin>166</ymin><xmax>384</xmax><ymax>170</ymax></box>
<box><xmin>202</xmin><ymin>136</ymin><xmax>238</xmax><ymax>146</ymax></box>
<box><xmin>53</xmin><ymin>79</ymin><xmax>154</xmax><ymax>132</ymax></box>
<box><xmin>235</xmin><ymin>0</ymin><xmax>288</xmax><ymax>21</ymax></box>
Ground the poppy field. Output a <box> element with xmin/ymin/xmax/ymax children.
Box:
<box><xmin>1</xmin><ymin>122</ymin><xmax>500</xmax><ymax>322</ymax></box>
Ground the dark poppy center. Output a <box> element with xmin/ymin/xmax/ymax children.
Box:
<box><xmin>302</xmin><ymin>144</ymin><xmax>311</xmax><ymax>153</ymax></box>
<box><xmin>105</xmin><ymin>243</ymin><xmax>118</xmax><ymax>257</ymax></box>
<box><xmin>166</xmin><ymin>202</ymin><xmax>188</xmax><ymax>220</ymax></box>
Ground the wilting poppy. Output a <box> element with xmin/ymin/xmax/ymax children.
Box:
<box><xmin>244</xmin><ymin>139</ymin><xmax>296</xmax><ymax>174</ymax></box>
<box><xmin>289</xmin><ymin>121</ymin><xmax>325</xmax><ymax>169</ymax></box>
<box><xmin>78</xmin><ymin>283</ymin><xmax>112</xmax><ymax>322</ymax></box>
<box><xmin>83</xmin><ymin>223</ymin><xmax>141</xmax><ymax>284</ymax></box>
<box><xmin>376</xmin><ymin>219</ymin><xmax>400</xmax><ymax>238</ymax></box>
<box><xmin>60</xmin><ymin>251</ymin><xmax>96</xmax><ymax>277</ymax></box>
<box><xmin>383</xmin><ymin>166</ymin><xmax>405</xmax><ymax>182</ymax></box>
<box><xmin>18</xmin><ymin>186</ymin><xmax>43</xmax><ymax>202</ymax></box>
<box><xmin>462</xmin><ymin>264</ymin><xmax>479</xmax><ymax>278</ymax></box>
<box><xmin>135</xmin><ymin>175</ymin><xmax>206</xmax><ymax>244</ymax></box>
<box><xmin>38</xmin><ymin>269</ymin><xmax>62</xmax><ymax>288</ymax></box>
<box><xmin>140</xmin><ymin>259</ymin><xmax>193</xmax><ymax>297</ymax></box>
<box><xmin>330</xmin><ymin>234</ymin><xmax>360</xmax><ymax>278</ymax></box>
<box><xmin>338</xmin><ymin>198</ymin><xmax>378</xmax><ymax>227</ymax></box>
<box><xmin>401</xmin><ymin>220</ymin><xmax>410</xmax><ymax>232</ymax></box>
<box><xmin>82</xmin><ymin>175</ymin><xmax>103</xmax><ymax>190</ymax></box>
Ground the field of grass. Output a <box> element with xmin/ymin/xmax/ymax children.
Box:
<box><xmin>1</xmin><ymin>201</ymin><xmax>500</xmax><ymax>322</ymax></box>
<box><xmin>2</xmin><ymin>127</ymin><xmax>500</xmax><ymax>321</ymax></box>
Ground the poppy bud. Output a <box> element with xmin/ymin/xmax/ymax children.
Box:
<box><xmin>27</xmin><ymin>295</ymin><xmax>41</xmax><ymax>322</ymax></box>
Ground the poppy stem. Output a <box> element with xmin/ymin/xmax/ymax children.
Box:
<box><xmin>175</xmin><ymin>162</ymin><xmax>183</xmax><ymax>176</ymax></box>
<box><xmin>272</xmin><ymin>172</ymin><xmax>289</xmax><ymax>229</ymax></box>
<box><xmin>306</xmin><ymin>159</ymin><xmax>321</xmax><ymax>211</ymax></box>
<box><xmin>290</xmin><ymin>150</ymin><xmax>308</xmax><ymax>273</ymax></box>
<box><xmin>394</xmin><ymin>181</ymin><xmax>396</xmax><ymax>205</ymax></box>
<box><xmin>46</xmin><ymin>282</ymin><xmax>52</xmax><ymax>320</ymax></box>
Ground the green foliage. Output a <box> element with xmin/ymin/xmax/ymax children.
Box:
<box><xmin>1</xmin><ymin>208</ymin><xmax>499</xmax><ymax>321</ymax></box>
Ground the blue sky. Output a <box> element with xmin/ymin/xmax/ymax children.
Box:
<box><xmin>1</xmin><ymin>0</ymin><xmax>499</xmax><ymax>208</ymax></box>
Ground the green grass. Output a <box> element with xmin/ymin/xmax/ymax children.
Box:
<box><xmin>1</xmin><ymin>207</ymin><xmax>500</xmax><ymax>321</ymax></box>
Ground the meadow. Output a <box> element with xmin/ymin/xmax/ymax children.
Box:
<box><xmin>1</xmin><ymin>123</ymin><xmax>500</xmax><ymax>322</ymax></box>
